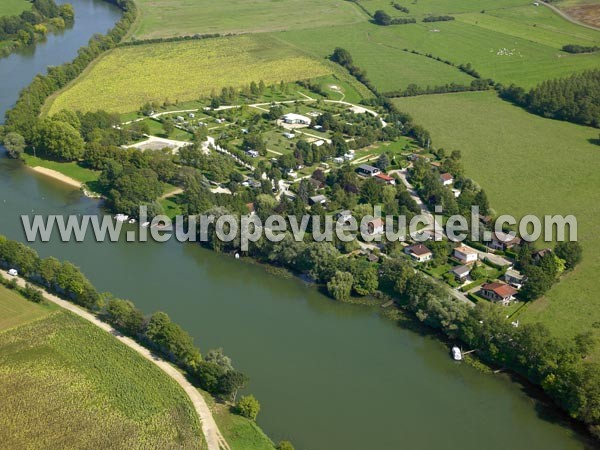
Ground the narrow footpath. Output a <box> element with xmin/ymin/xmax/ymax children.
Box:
<box><xmin>0</xmin><ymin>269</ymin><xmax>231</xmax><ymax>450</ymax></box>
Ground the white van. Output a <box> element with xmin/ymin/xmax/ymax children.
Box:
<box><xmin>8</xmin><ymin>269</ymin><xmax>18</xmax><ymax>277</ymax></box>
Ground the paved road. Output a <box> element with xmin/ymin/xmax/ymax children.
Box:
<box><xmin>0</xmin><ymin>269</ymin><xmax>230</xmax><ymax>450</ymax></box>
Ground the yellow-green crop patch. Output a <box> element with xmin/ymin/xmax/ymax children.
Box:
<box><xmin>131</xmin><ymin>0</ymin><xmax>366</xmax><ymax>39</ymax></box>
<box><xmin>45</xmin><ymin>35</ymin><xmax>332</xmax><ymax>114</ymax></box>
<box><xmin>0</xmin><ymin>309</ymin><xmax>202</xmax><ymax>449</ymax></box>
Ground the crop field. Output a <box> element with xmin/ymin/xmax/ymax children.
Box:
<box><xmin>131</xmin><ymin>0</ymin><xmax>366</xmax><ymax>39</ymax></box>
<box><xmin>0</xmin><ymin>284</ymin><xmax>53</xmax><ymax>330</ymax></box>
<box><xmin>393</xmin><ymin>91</ymin><xmax>600</xmax><ymax>346</ymax></box>
<box><xmin>45</xmin><ymin>35</ymin><xmax>332</xmax><ymax>114</ymax></box>
<box><xmin>0</xmin><ymin>308</ymin><xmax>202</xmax><ymax>449</ymax></box>
<box><xmin>0</xmin><ymin>0</ymin><xmax>29</xmax><ymax>17</ymax></box>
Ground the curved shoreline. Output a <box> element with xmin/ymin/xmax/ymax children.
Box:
<box><xmin>30</xmin><ymin>166</ymin><xmax>83</xmax><ymax>189</ymax></box>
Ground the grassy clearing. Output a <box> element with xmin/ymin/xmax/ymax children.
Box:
<box><xmin>22</xmin><ymin>154</ymin><xmax>100</xmax><ymax>184</ymax></box>
<box><xmin>275</xmin><ymin>3</ymin><xmax>600</xmax><ymax>88</ymax></box>
<box><xmin>131</xmin><ymin>0</ymin><xmax>366</xmax><ymax>39</ymax></box>
<box><xmin>0</xmin><ymin>0</ymin><xmax>29</xmax><ymax>17</ymax></box>
<box><xmin>200</xmin><ymin>393</ymin><xmax>275</xmax><ymax>450</ymax></box>
<box><xmin>0</xmin><ymin>304</ymin><xmax>202</xmax><ymax>449</ymax></box>
<box><xmin>0</xmin><ymin>284</ymin><xmax>53</xmax><ymax>330</ymax></box>
<box><xmin>271</xmin><ymin>23</ymin><xmax>474</xmax><ymax>92</ymax></box>
<box><xmin>393</xmin><ymin>91</ymin><xmax>600</xmax><ymax>346</ymax></box>
<box><xmin>46</xmin><ymin>35</ymin><xmax>332</xmax><ymax>114</ymax></box>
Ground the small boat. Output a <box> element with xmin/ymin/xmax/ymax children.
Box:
<box><xmin>128</xmin><ymin>218</ymin><xmax>136</xmax><ymax>224</ymax></box>
<box><xmin>114</xmin><ymin>214</ymin><xmax>129</xmax><ymax>222</ymax></box>
<box><xmin>451</xmin><ymin>346</ymin><xmax>462</xmax><ymax>361</ymax></box>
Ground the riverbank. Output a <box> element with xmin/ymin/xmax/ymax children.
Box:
<box><xmin>30</xmin><ymin>165</ymin><xmax>82</xmax><ymax>189</ymax></box>
<box><xmin>0</xmin><ymin>268</ymin><xmax>229</xmax><ymax>449</ymax></box>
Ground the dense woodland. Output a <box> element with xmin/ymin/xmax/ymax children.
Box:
<box><xmin>0</xmin><ymin>0</ymin><xmax>74</xmax><ymax>57</ymax></box>
<box><xmin>499</xmin><ymin>69</ymin><xmax>600</xmax><ymax>128</ymax></box>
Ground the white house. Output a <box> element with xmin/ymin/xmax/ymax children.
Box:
<box><xmin>363</xmin><ymin>217</ymin><xmax>384</xmax><ymax>236</ymax></box>
<box><xmin>480</xmin><ymin>282</ymin><xmax>517</xmax><ymax>305</ymax></box>
<box><xmin>283</xmin><ymin>132</ymin><xmax>296</xmax><ymax>139</ymax></box>
<box><xmin>281</xmin><ymin>113</ymin><xmax>311</xmax><ymax>125</ymax></box>
<box><xmin>439</xmin><ymin>173</ymin><xmax>454</xmax><ymax>186</ymax></box>
<box><xmin>404</xmin><ymin>243</ymin><xmax>433</xmax><ymax>263</ymax></box>
<box><xmin>356</xmin><ymin>164</ymin><xmax>380</xmax><ymax>177</ymax></box>
<box><xmin>453</xmin><ymin>245</ymin><xmax>478</xmax><ymax>264</ymax></box>
<box><xmin>246</xmin><ymin>150</ymin><xmax>259</xmax><ymax>158</ymax></box>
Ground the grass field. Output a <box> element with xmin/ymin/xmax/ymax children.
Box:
<box><xmin>45</xmin><ymin>35</ymin><xmax>332</xmax><ymax>114</ymax></box>
<box><xmin>0</xmin><ymin>0</ymin><xmax>30</xmax><ymax>17</ymax></box>
<box><xmin>271</xmin><ymin>24</ymin><xmax>474</xmax><ymax>93</ymax></box>
<box><xmin>393</xmin><ymin>91</ymin><xmax>600</xmax><ymax>346</ymax></box>
<box><xmin>131</xmin><ymin>0</ymin><xmax>366</xmax><ymax>39</ymax></box>
<box><xmin>0</xmin><ymin>292</ymin><xmax>203</xmax><ymax>449</ymax></box>
<box><xmin>0</xmin><ymin>283</ymin><xmax>54</xmax><ymax>330</ymax></box>
<box><xmin>200</xmin><ymin>393</ymin><xmax>275</xmax><ymax>450</ymax></box>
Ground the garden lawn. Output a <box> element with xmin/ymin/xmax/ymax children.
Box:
<box><xmin>393</xmin><ymin>91</ymin><xmax>600</xmax><ymax>347</ymax></box>
<box><xmin>0</xmin><ymin>298</ymin><xmax>202</xmax><ymax>449</ymax></box>
<box><xmin>131</xmin><ymin>0</ymin><xmax>366</xmax><ymax>39</ymax></box>
<box><xmin>45</xmin><ymin>35</ymin><xmax>332</xmax><ymax>114</ymax></box>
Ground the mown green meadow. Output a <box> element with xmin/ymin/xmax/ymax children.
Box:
<box><xmin>0</xmin><ymin>0</ymin><xmax>30</xmax><ymax>17</ymax></box>
<box><xmin>45</xmin><ymin>35</ymin><xmax>333</xmax><ymax>114</ymax></box>
<box><xmin>276</xmin><ymin>12</ymin><xmax>600</xmax><ymax>89</ymax></box>
<box><xmin>393</xmin><ymin>91</ymin><xmax>600</xmax><ymax>346</ymax></box>
<box><xmin>131</xmin><ymin>0</ymin><xmax>366</xmax><ymax>39</ymax></box>
<box><xmin>0</xmin><ymin>283</ymin><xmax>53</xmax><ymax>330</ymax></box>
<box><xmin>0</xmin><ymin>294</ymin><xmax>202</xmax><ymax>449</ymax></box>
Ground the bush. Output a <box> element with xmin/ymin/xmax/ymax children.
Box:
<box><xmin>236</xmin><ymin>394</ymin><xmax>261</xmax><ymax>421</ymax></box>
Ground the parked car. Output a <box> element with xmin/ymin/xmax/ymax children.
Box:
<box><xmin>8</xmin><ymin>269</ymin><xmax>18</xmax><ymax>277</ymax></box>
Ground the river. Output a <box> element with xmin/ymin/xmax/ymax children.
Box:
<box><xmin>0</xmin><ymin>1</ymin><xmax>593</xmax><ymax>449</ymax></box>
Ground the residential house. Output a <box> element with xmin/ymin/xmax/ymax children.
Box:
<box><xmin>335</xmin><ymin>210</ymin><xmax>353</xmax><ymax>223</ymax></box>
<box><xmin>283</xmin><ymin>132</ymin><xmax>296</xmax><ymax>139</ymax></box>
<box><xmin>363</xmin><ymin>217</ymin><xmax>384</xmax><ymax>236</ymax></box>
<box><xmin>439</xmin><ymin>173</ymin><xmax>454</xmax><ymax>186</ymax></box>
<box><xmin>488</xmin><ymin>231</ymin><xmax>521</xmax><ymax>251</ymax></box>
<box><xmin>533</xmin><ymin>248</ymin><xmax>552</xmax><ymax>262</ymax></box>
<box><xmin>479</xmin><ymin>282</ymin><xmax>518</xmax><ymax>305</ymax></box>
<box><xmin>356</xmin><ymin>164</ymin><xmax>380</xmax><ymax>177</ymax></box>
<box><xmin>333</xmin><ymin>157</ymin><xmax>344</xmax><ymax>164</ymax></box>
<box><xmin>246</xmin><ymin>150</ymin><xmax>259</xmax><ymax>158</ymax></box>
<box><xmin>308</xmin><ymin>178</ymin><xmax>325</xmax><ymax>190</ymax></box>
<box><xmin>281</xmin><ymin>113</ymin><xmax>311</xmax><ymax>125</ymax></box>
<box><xmin>450</xmin><ymin>265</ymin><xmax>471</xmax><ymax>281</ymax></box>
<box><xmin>504</xmin><ymin>269</ymin><xmax>526</xmax><ymax>289</ymax></box>
<box><xmin>405</xmin><ymin>243</ymin><xmax>433</xmax><ymax>263</ymax></box>
<box><xmin>375</xmin><ymin>173</ymin><xmax>396</xmax><ymax>185</ymax></box>
<box><xmin>309</xmin><ymin>195</ymin><xmax>327</xmax><ymax>206</ymax></box>
<box><xmin>453</xmin><ymin>245</ymin><xmax>478</xmax><ymax>264</ymax></box>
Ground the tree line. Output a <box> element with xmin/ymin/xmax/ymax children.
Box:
<box><xmin>0</xmin><ymin>234</ymin><xmax>252</xmax><ymax>405</ymax></box>
<box><xmin>498</xmin><ymin>69</ymin><xmax>600</xmax><ymax>128</ymax></box>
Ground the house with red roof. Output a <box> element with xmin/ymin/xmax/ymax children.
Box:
<box><xmin>479</xmin><ymin>282</ymin><xmax>518</xmax><ymax>305</ymax></box>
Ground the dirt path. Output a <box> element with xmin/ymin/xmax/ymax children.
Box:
<box><xmin>541</xmin><ymin>1</ymin><xmax>600</xmax><ymax>31</ymax></box>
<box><xmin>0</xmin><ymin>269</ymin><xmax>230</xmax><ymax>450</ymax></box>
